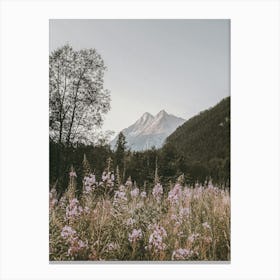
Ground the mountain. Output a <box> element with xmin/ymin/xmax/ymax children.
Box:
<box><xmin>111</xmin><ymin>110</ymin><xmax>185</xmax><ymax>151</ymax></box>
<box><xmin>162</xmin><ymin>97</ymin><xmax>230</xmax><ymax>181</ymax></box>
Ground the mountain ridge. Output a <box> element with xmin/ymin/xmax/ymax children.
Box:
<box><xmin>110</xmin><ymin>110</ymin><xmax>185</xmax><ymax>151</ymax></box>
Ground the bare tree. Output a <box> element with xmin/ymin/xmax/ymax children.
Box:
<box><xmin>49</xmin><ymin>44</ymin><xmax>110</xmax><ymax>146</ymax></box>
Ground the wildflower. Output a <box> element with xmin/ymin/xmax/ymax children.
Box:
<box><xmin>67</xmin><ymin>237</ymin><xmax>88</xmax><ymax>256</ymax></box>
<box><xmin>113</xmin><ymin>190</ymin><xmax>127</xmax><ymax>206</ymax></box>
<box><xmin>152</xmin><ymin>183</ymin><xmax>163</xmax><ymax>202</ymax></box>
<box><xmin>182</xmin><ymin>187</ymin><xmax>192</xmax><ymax>200</ymax></box>
<box><xmin>188</xmin><ymin>233</ymin><xmax>200</xmax><ymax>243</ymax></box>
<box><xmin>130</xmin><ymin>187</ymin><xmax>139</xmax><ymax>198</ymax></box>
<box><xmin>128</xmin><ymin>228</ymin><xmax>143</xmax><ymax>243</ymax></box>
<box><xmin>66</xmin><ymin>198</ymin><xmax>83</xmax><ymax>220</ymax></box>
<box><xmin>148</xmin><ymin>224</ymin><xmax>167</xmax><ymax>253</ymax></box>
<box><xmin>170</xmin><ymin>213</ymin><xmax>182</xmax><ymax>226</ymax></box>
<box><xmin>179</xmin><ymin>207</ymin><xmax>190</xmax><ymax>218</ymax></box>
<box><xmin>58</xmin><ymin>195</ymin><xmax>67</xmax><ymax>208</ymax></box>
<box><xmin>168</xmin><ymin>183</ymin><xmax>182</xmax><ymax>205</ymax></box>
<box><xmin>83</xmin><ymin>173</ymin><xmax>96</xmax><ymax>193</ymax></box>
<box><xmin>140</xmin><ymin>191</ymin><xmax>147</xmax><ymax>198</ymax></box>
<box><xmin>172</xmin><ymin>248</ymin><xmax>194</xmax><ymax>260</ymax></box>
<box><xmin>61</xmin><ymin>226</ymin><xmax>88</xmax><ymax>256</ymax></box>
<box><xmin>114</xmin><ymin>190</ymin><xmax>127</xmax><ymax>201</ymax></box>
<box><xmin>61</xmin><ymin>225</ymin><xmax>76</xmax><ymax>239</ymax></box>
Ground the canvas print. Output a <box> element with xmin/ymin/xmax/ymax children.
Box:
<box><xmin>49</xmin><ymin>19</ymin><xmax>230</xmax><ymax>261</ymax></box>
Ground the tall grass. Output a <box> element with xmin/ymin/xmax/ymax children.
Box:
<box><xmin>49</xmin><ymin>170</ymin><xmax>230</xmax><ymax>261</ymax></box>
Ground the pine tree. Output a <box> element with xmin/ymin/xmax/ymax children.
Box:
<box><xmin>115</xmin><ymin>132</ymin><xmax>126</xmax><ymax>175</ymax></box>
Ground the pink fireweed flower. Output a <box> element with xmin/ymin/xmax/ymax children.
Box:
<box><xmin>148</xmin><ymin>224</ymin><xmax>167</xmax><ymax>253</ymax></box>
<box><xmin>83</xmin><ymin>173</ymin><xmax>96</xmax><ymax>193</ymax></box>
<box><xmin>170</xmin><ymin>214</ymin><xmax>181</xmax><ymax>226</ymax></box>
<box><xmin>172</xmin><ymin>248</ymin><xmax>194</xmax><ymax>260</ymax></box>
<box><xmin>66</xmin><ymin>198</ymin><xmax>83</xmax><ymax>220</ymax></box>
<box><xmin>128</xmin><ymin>228</ymin><xmax>143</xmax><ymax>243</ymax></box>
<box><xmin>114</xmin><ymin>191</ymin><xmax>127</xmax><ymax>201</ymax></box>
<box><xmin>61</xmin><ymin>225</ymin><xmax>77</xmax><ymax>239</ymax></box>
<box><xmin>188</xmin><ymin>233</ymin><xmax>200</xmax><ymax>243</ymax></box>
<box><xmin>152</xmin><ymin>183</ymin><xmax>163</xmax><ymax>202</ymax></box>
<box><xmin>67</xmin><ymin>237</ymin><xmax>88</xmax><ymax>256</ymax></box>
<box><xmin>170</xmin><ymin>214</ymin><xmax>183</xmax><ymax>226</ymax></box>
<box><xmin>113</xmin><ymin>190</ymin><xmax>127</xmax><ymax>206</ymax></box>
<box><xmin>179</xmin><ymin>207</ymin><xmax>190</xmax><ymax>218</ymax></box>
<box><xmin>182</xmin><ymin>187</ymin><xmax>192</xmax><ymax>200</ymax></box>
<box><xmin>61</xmin><ymin>226</ymin><xmax>88</xmax><ymax>256</ymax></box>
<box><xmin>168</xmin><ymin>183</ymin><xmax>182</xmax><ymax>205</ymax></box>
<box><xmin>130</xmin><ymin>187</ymin><xmax>139</xmax><ymax>198</ymax></box>
<box><xmin>58</xmin><ymin>195</ymin><xmax>67</xmax><ymax>208</ymax></box>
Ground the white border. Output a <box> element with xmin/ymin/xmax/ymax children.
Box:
<box><xmin>0</xmin><ymin>0</ymin><xmax>279</xmax><ymax>279</ymax></box>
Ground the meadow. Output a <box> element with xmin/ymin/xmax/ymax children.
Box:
<box><xmin>49</xmin><ymin>165</ymin><xmax>230</xmax><ymax>261</ymax></box>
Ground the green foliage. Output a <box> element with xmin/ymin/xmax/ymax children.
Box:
<box><xmin>49</xmin><ymin>141</ymin><xmax>113</xmax><ymax>195</ymax></box>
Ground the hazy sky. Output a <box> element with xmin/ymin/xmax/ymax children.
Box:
<box><xmin>49</xmin><ymin>19</ymin><xmax>230</xmax><ymax>138</ymax></box>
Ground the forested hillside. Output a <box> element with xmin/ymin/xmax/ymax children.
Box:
<box><xmin>163</xmin><ymin>97</ymin><xmax>230</xmax><ymax>184</ymax></box>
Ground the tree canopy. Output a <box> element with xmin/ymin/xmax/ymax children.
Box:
<box><xmin>49</xmin><ymin>44</ymin><xmax>111</xmax><ymax>146</ymax></box>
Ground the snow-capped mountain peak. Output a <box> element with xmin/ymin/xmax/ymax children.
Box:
<box><xmin>111</xmin><ymin>110</ymin><xmax>185</xmax><ymax>151</ymax></box>
<box><xmin>135</xmin><ymin>112</ymin><xmax>154</xmax><ymax>126</ymax></box>
<box><xmin>156</xmin><ymin>109</ymin><xmax>168</xmax><ymax>117</ymax></box>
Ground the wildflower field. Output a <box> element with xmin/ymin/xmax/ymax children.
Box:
<box><xmin>49</xmin><ymin>166</ymin><xmax>230</xmax><ymax>261</ymax></box>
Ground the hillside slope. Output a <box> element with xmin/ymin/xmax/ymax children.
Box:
<box><xmin>163</xmin><ymin>97</ymin><xmax>230</xmax><ymax>182</ymax></box>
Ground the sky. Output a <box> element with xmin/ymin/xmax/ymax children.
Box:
<box><xmin>49</xmin><ymin>19</ymin><xmax>230</xmax><ymax>138</ymax></box>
